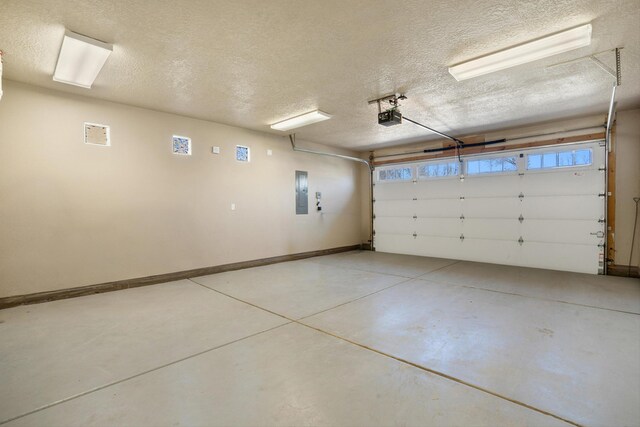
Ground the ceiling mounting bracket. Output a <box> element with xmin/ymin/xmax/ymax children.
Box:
<box><xmin>592</xmin><ymin>47</ymin><xmax>622</xmax><ymax>85</ymax></box>
<box><xmin>589</xmin><ymin>56</ymin><xmax>616</xmax><ymax>79</ymax></box>
<box><xmin>367</xmin><ymin>93</ymin><xmax>406</xmax><ymax>113</ymax></box>
<box><xmin>614</xmin><ymin>47</ymin><xmax>622</xmax><ymax>87</ymax></box>
<box><xmin>545</xmin><ymin>47</ymin><xmax>622</xmax><ymax>85</ymax></box>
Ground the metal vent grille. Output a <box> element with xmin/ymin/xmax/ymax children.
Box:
<box><xmin>84</xmin><ymin>122</ymin><xmax>110</xmax><ymax>146</ymax></box>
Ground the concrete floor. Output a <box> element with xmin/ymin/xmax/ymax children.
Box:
<box><xmin>1</xmin><ymin>251</ymin><xmax>639</xmax><ymax>427</ymax></box>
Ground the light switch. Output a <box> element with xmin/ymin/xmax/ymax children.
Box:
<box><xmin>212</xmin><ymin>146</ymin><xmax>220</xmax><ymax>154</ymax></box>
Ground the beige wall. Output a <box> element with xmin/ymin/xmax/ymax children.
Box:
<box><xmin>614</xmin><ymin>109</ymin><xmax>640</xmax><ymax>269</ymax></box>
<box><xmin>0</xmin><ymin>81</ymin><xmax>363</xmax><ymax>297</ymax></box>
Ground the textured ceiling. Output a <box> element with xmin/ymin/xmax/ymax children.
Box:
<box><xmin>1</xmin><ymin>0</ymin><xmax>639</xmax><ymax>150</ymax></box>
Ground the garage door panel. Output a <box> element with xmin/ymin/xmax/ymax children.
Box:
<box><xmin>462</xmin><ymin>175</ymin><xmax>521</xmax><ymax>196</ymax></box>
<box><xmin>414</xmin><ymin>180</ymin><xmax>461</xmax><ymax>198</ymax></box>
<box><xmin>462</xmin><ymin>198</ymin><xmax>521</xmax><ymax>218</ymax></box>
<box><xmin>519</xmin><ymin>242</ymin><xmax>601</xmax><ymax>274</ymax></box>
<box><xmin>411</xmin><ymin>236</ymin><xmax>463</xmax><ymax>259</ymax></box>
<box><xmin>374</xmin><ymin>234</ymin><xmax>422</xmax><ymax>255</ymax></box>
<box><xmin>522</xmin><ymin>219</ymin><xmax>602</xmax><ymax>245</ymax></box>
<box><xmin>374</xmin><ymin>200</ymin><xmax>415</xmax><ymax>217</ymax></box>
<box><xmin>414</xmin><ymin>199</ymin><xmax>460</xmax><ymax>217</ymax></box>
<box><xmin>522</xmin><ymin>196</ymin><xmax>603</xmax><ymax>220</ymax></box>
<box><xmin>458</xmin><ymin>239</ymin><xmax>521</xmax><ymax>265</ymax></box>
<box><xmin>374</xmin><ymin>217</ymin><xmax>415</xmax><ymax>235</ymax></box>
<box><xmin>415</xmin><ymin>218</ymin><xmax>461</xmax><ymax>236</ymax></box>
<box><xmin>374</xmin><ymin>182</ymin><xmax>416</xmax><ymax>200</ymax></box>
<box><xmin>522</xmin><ymin>170</ymin><xmax>604</xmax><ymax>196</ymax></box>
<box><xmin>462</xmin><ymin>219</ymin><xmax>519</xmax><ymax>240</ymax></box>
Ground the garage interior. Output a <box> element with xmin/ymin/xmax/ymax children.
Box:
<box><xmin>0</xmin><ymin>1</ymin><xmax>639</xmax><ymax>426</ymax></box>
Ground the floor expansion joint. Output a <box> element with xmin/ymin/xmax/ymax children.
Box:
<box><xmin>189</xmin><ymin>278</ymin><xmax>584</xmax><ymax>427</ymax></box>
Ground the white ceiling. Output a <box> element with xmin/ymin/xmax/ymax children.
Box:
<box><xmin>1</xmin><ymin>0</ymin><xmax>639</xmax><ymax>150</ymax></box>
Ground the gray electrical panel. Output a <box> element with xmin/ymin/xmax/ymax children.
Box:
<box><xmin>295</xmin><ymin>170</ymin><xmax>308</xmax><ymax>215</ymax></box>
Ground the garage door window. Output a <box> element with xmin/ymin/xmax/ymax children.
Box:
<box><xmin>417</xmin><ymin>161</ymin><xmax>459</xmax><ymax>179</ymax></box>
<box><xmin>527</xmin><ymin>148</ymin><xmax>592</xmax><ymax>170</ymax></box>
<box><xmin>378</xmin><ymin>167</ymin><xmax>413</xmax><ymax>182</ymax></box>
<box><xmin>467</xmin><ymin>156</ymin><xmax>517</xmax><ymax>175</ymax></box>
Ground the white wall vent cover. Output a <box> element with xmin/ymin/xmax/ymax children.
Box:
<box><xmin>84</xmin><ymin>122</ymin><xmax>110</xmax><ymax>146</ymax></box>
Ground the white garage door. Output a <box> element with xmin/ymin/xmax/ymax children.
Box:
<box><xmin>373</xmin><ymin>141</ymin><xmax>606</xmax><ymax>274</ymax></box>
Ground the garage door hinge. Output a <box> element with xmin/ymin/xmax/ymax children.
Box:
<box><xmin>413</xmin><ymin>179</ymin><xmax>417</xmax><ymax>184</ymax></box>
<box><xmin>459</xmin><ymin>214</ymin><xmax>465</xmax><ymax>220</ymax></box>
<box><xmin>518</xmin><ymin>214</ymin><xmax>524</xmax><ymax>223</ymax></box>
<box><xmin>459</xmin><ymin>196</ymin><xmax>465</xmax><ymax>200</ymax></box>
<box><xmin>598</xmin><ymin>193</ymin><xmax>606</xmax><ymax>198</ymax></box>
<box><xmin>372</xmin><ymin>230</ymin><xmax>376</xmax><ymax>236</ymax></box>
<box><xmin>412</xmin><ymin>197</ymin><xmax>418</xmax><ymax>201</ymax></box>
<box><xmin>372</xmin><ymin>198</ymin><xmax>376</xmax><ymax>203</ymax></box>
<box><xmin>518</xmin><ymin>236</ymin><xmax>524</xmax><ymax>245</ymax></box>
<box><xmin>460</xmin><ymin>234</ymin><xmax>465</xmax><ymax>241</ymax></box>
<box><xmin>598</xmin><ymin>167</ymin><xmax>606</xmax><ymax>172</ymax></box>
<box><xmin>372</xmin><ymin>214</ymin><xmax>376</xmax><ymax>219</ymax></box>
<box><xmin>598</xmin><ymin>243</ymin><xmax>605</xmax><ymax>248</ymax></box>
<box><xmin>598</xmin><ymin>217</ymin><xmax>605</xmax><ymax>223</ymax></box>
<box><xmin>518</xmin><ymin>192</ymin><xmax>525</xmax><ymax>200</ymax></box>
<box><xmin>412</xmin><ymin>232</ymin><xmax>417</xmax><ymax>239</ymax></box>
<box><xmin>412</xmin><ymin>215</ymin><xmax>417</xmax><ymax>219</ymax></box>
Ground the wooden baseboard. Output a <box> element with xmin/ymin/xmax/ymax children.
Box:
<box><xmin>0</xmin><ymin>244</ymin><xmax>363</xmax><ymax>310</ymax></box>
<box><xmin>360</xmin><ymin>242</ymin><xmax>373</xmax><ymax>251</ymax></box>
<box><xmin>608</xmin><ymin>264</ymin><xmax>640</xmax><ymax>278</ymax></box>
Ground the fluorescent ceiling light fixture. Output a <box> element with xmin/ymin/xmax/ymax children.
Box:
<box><xmin>53</xmin><ymin>30</ymin><xmax>113</xmax><ymax>88</ymax></box>
<box><xmin>270</xmin><ymin>110</ymin><xmax>332</xmax><ymax>131</ymax></box>
<box><xmin>448</xmin><ymin>24</ymin><xmax>592</xmax><ymax>81</ymax></box>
